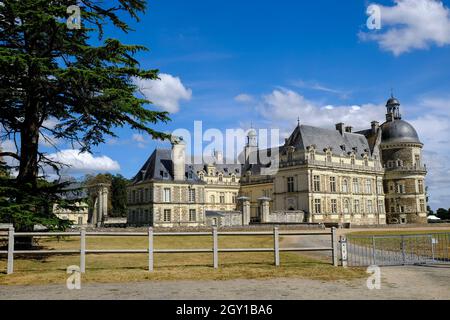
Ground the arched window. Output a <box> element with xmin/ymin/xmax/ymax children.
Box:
<box><xmin>218</xmin><ymin>174</ymin><xmax>223</xmax><ymax>182</ymax></box>
<box><xmin>343</xmin><ymin>199</ymin><xmax>350</xmax><ymax>214</ymax></box>
<box><xmin>342</xmin><ymin>179</ymin><xmax>349</xmax><ymax>193</ymax></box>
<box><xmin>231</xmin><ymin>174</ymin><xmax>236</xmax><ymax>183</ymax></box>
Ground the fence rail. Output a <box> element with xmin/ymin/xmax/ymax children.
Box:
<box><xmin>0</xmin><ymin>226</ymin><xmax>337</xmax><ymax>274</ymax></box>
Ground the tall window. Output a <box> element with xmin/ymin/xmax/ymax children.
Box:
<box><xmin>343</xmin><ymin>199</ymin><xmax>350</xmax><ymax>214</ymax></box>
<box><xmin>231</xmin><ymin>175</ymin><xmax>236</xmax><ymax>183</ymax></box>
<box><xmin>287</xmin><ymin>177</ymin><xmax>295</xmax><ymax>192</ymax></box>
<box><xmin>351</xmin><ymin>155</ymin><xmax>355</xmax><ymax>165</ymax></box>
<box><xmin>415</xmin><ymin>154</ymin><xmax>421</xmax><ymax>166</ymax></box>
<box><xmin>188</xmin><ymin>188</ymin><xmax>196</xmax><ymax>203</ymax></box>
<box><xmin>419</xmin><ymin>199</ymin><xmax>425</xmax><ymax>212</ymax></box>
<box><xmin>367</xmin><ymin>200</ymin><xmax>373</xmax><ymax>213</ymax></box>
<box><xmin>377</xmin><ymin>181</ymin><xmax>383</xmax><ymax>194</ymax></box>
<box><xmin>354</xmin><ymin>200</ymin><xmax>360</xmax><ymax>214</ymax></box>
<box><xmin>210</xmin><ymin>195</ymin><xmax>216</xmax><ymax>204</ymax></box>
<box><xmin>342</xmin><ymin>179</ymin><xmax>349</xmax><ymax>193</ymax></box>
<box><xmin>163</xmin><ymin>209</ymin><xmax>171</xmax><ymax>222</ymax></box>
<box><xmin>331</xmin><ymin>199</ymin><xmax>337</xmax><ymax>214</ymax></box>
<box><xmin>365</xmin><ymin>179</ymin><xmax>372</xmax><ymax>194</ymax></box>
<box><xmin>189</xmin><ymin>209</ymin><xmax>196</xmax><ymax>222</ymax></box>
<box><xmin>326</xmin><ymin>152</ymin><xmax>332</xmax><ymax>163</ymax></box>
<box><xmin>218</xmin><ymin>174</ymin><xmax>223</xmax><ymax>182</ymax></box>
<box><xmin>220</xmin><ymin>193</ymin><xmax>225</xmax><ymax>204</ymax></box>
<box><xmin>163</xmin><ymin>188</ymin><xmax>171</xmax><ymax>203</ymax></box>
<box><xmin>132</xmin><ymin>190</ymin><xmax>136</xmax><ymax>203</ymax></box>
<box><xmin>313</xmin><ymin>175</ymin><xmax>321</xmax><ymax>192</ymax></box>
<box><xmin>314</xmin><ymin>199</ymin><xmax>321</xmax><ymax>214</ymax></box>
<box><xmin>418</xmin><ymin>180</ymin><xmax>424</xmax><ymax>193</ymax></box>
<box><xmin>353</xmin><ymin>178</ymin><xmax>359</xmax><ymax>193</ymax></box>
<box><xmin>378</xmin><ymin>200</ymin><xmax>384</xmax><ymax>213</ymax></box>
<box><xmin>329</xmin><ymin>177</ymin><xmax>336</xmax><ymax>192</ymax></box>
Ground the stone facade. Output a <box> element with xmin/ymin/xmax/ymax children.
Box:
<box><xmin>127</xmin><ymin>95</ymin><xmax>428</xmax><ymax>227</ymax></box>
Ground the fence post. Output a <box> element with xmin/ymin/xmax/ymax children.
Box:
<box><xmin>331</xmin><ymin>227</ymin><xmax>337</xmax><ymax>266</ymax></box>
<box><xmin>273</xmin><ymin>226</ymin><xmax>280</xmax><ymax>267</ymax></box>
<box><xmin>401</xmin><ymin>235</ymin><xmax>406</xmax><ymax>265</ymax></box>
<box><xmin>212</xmin><ymin>226</ymin><xmax>218</xmax><ymax>269</ymax></box>
<box><xmin>340</xmin><ymin>236</ymin><xmax>348</xmax><ymax>268</ymax></box>
<box><xmin>80</xmin><ymin>227</ymin><xmax>86</xmax><ymax>273</ymax></box>
<box><xmin>372</xmin><ymin>236</ymin><xmax>377</xmax><ymax>265</ymax></box>
<box><xmin>148</xmin><ymin>227</ymin><xmax>154</xmax><ymax>272</ymax></box>
<box><xmin>7</xmin><ymin>226</ymin><xmax>14</xmax><ymax>275</ymax></box>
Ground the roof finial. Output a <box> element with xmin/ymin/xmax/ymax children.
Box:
<box><xmin>390</xmin><ymin>87</ymin><xmax>394</xmax><ymax>98</ymax></box>
<box><xmin>250</xmin><ymin>121</ymin><xmax>253</xmax><ymax>129</ymax></box>
<box><xmin>297</xmin><ymin>117</ymin><xmax>300</xmax><ymax>126</ymax></box>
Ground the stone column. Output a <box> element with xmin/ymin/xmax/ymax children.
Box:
<box><xmin>237</xmin><ymin>196</ymin><xmax>250</xmax><ymax>225</ymax></box>
<box><xmin>97</xmin><ymin>188</ymin><xmax>103</xmax><ymax>228</ymax></box>
<box><xmin>258</xmin><ymin>197</ymin><xmax>271</xmax><ymax>223</ymax></box>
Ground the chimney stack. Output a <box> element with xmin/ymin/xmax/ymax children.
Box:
<box><xmin>171</xmin><ymin>136</ymin><xmax>186</xmax><ymax>181</ymax></box>
<box><xmin>371</xmin><ymin>121</ymin><xmax>380</xmax><ymax>133</ymax></box>
<box><xmin>335</xmin><ymin>123</ymin><xmax>345</xmax><ymax>135</ymax></box>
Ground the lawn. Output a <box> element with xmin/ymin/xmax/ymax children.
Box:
<box><xmin>0</xmin><ymin>234</ymin><xmax>364</xmax><ymax>285</ymax></box>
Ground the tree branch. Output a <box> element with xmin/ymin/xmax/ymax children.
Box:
<box><xmin>0</xmin><ymin>152</ymin><xmax>20</xmax><ymax>160</ymax></box>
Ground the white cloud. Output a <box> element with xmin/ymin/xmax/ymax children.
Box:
<box><xmin>256</xmin><ymin>89</ymin><xmax>385</xmax><ymax>132</ymax></box>
<box><xmin>133</xmin><ymin>73</ymin><xmax>192</xmax><ymax>113</ymax></box>
<box><xmin>47</xmin><ymin>149</ymin><xmax>120</xmax><ymax>174</ymax></box>
<box><xmin>234</xmin><ymin>94</ymin><xmax>255</xmax><ymax>103</ymax></box>
<box><xmin>360</xmin><ymin>0</ymin><xmax>450</xmax><ymax>55</ymax></box>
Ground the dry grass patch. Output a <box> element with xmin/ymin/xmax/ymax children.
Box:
<box><xmin>0</xmin><ymin>235</ymin><xmax>364</xmax><ymax>285</ymax></box>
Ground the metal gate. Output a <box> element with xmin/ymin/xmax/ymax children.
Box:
<box><xmin>342</xmin><ymin>233</ymin><xmax>450</xmax><ymax>267</ymax></box>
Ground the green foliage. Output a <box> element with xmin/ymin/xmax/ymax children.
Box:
<box><xmin>436</xmin><ymin>208</ymin><xmax>450</xmax><ymax>220</ymax></box>
<box><xmin>0</xmin><ymin>0</ymin><xmax>169</xmax><ymax>230</ymax></box>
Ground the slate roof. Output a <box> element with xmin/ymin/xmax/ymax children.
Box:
<box><xmin>131</xmin><ymin>148</ymin><xmax>242</xmax><ymax>184</ymax></box>
<box><xmin>286</xmin><ymin>124</ymin><xmax>371</xmax><ymax>158</ymax></box>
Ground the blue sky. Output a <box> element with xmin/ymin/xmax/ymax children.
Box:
<box><xmin>6</xmin><ymin>0</ymin><xmax>450</xmax><ymax>209</ymax></box>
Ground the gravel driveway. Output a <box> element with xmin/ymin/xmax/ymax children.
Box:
<box><xmin>1</xmin><ymin>265</ymin><xmax>449</xmax><ymax>300</ymax></box>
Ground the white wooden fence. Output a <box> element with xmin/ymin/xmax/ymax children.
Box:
<box><xmin>1</xmin><ymin>226</ymin><xmax>337</xmax><ymax>274</ymax></box>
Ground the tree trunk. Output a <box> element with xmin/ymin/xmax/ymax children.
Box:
<box><xmin>17</xmin><ymin>103</ymin><xmax>40</xmax><ymax>188</ymax></box>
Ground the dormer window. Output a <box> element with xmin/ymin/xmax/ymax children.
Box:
<box><xmin>231</xmin><ymin>174</ymin><xmax>236</xmax><ymax>183</ymax></box>
<box><xmin>218</xmin><ymin>174</ymin><xmax>223</xmax><ymax>182</ymax></box>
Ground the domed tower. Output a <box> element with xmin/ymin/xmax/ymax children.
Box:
<box><xmin>244</xmin><ymin>128</ymin><xmax>258</xmax><ymax>163</ymax></box>
<box><xmin>380</xmin><ymin>96</ymin><xmax>427</xmax><ymax>224</ymax></box>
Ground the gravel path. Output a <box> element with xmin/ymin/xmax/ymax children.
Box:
<box><xmin>1</xmin><ymin>265</ymin><xmax>449</xmax><ymax>300</ymax></box>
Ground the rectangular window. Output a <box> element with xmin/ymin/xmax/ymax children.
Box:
<box><xmin>353</xmin><ymin>178</ymin><xmax>359</xmax><ymax>193</ymax></box>
<box><xmin>354</xmin><ymin>200</ymin><xmax>360</xmax><ymax>214</ymax></box>
<box><xmin>377</xmin><ymin>181</ymin><xmax>383</xmax><ymax>194</ymax></box>
<box><xmin>396</xmin><ymin>184</ymin><xmax>405</xmax><ymax>194</ymax></box>
<box><xmin>220</xmin><ymin>193</ymin><xmax>225</xmax><ymax>204</ymax></box>
<box><xmin>314</xmin><ymin>199</ymin><xmax>321</xmax><ymax>214</ymax></box>
<box><xmin>331</xmin><ymin>199</ymin><xmax>337</xmax><ymax>214</ymax></box>
<box><xmin>367</xmin><ymin>200</ymin><xmax>373</xmax><ymax>213</ymax></box>
<box><xmin>163</xmin><ymin>188</ymin><xmax>171</xmax><ymax>203</ymax></box>
<box><xmin>188</xmin><ymin>188</ymin><xmax>196</xmax><ymax>203</ymax></box>
<box><xmin>418</xmin><ymin>180</ymin><xmax>424</xmax><ymax>194</ymax></box>
<box><xmin>313</xmin><ymin>175</ymin><xmax>321</xmax><ymax>192</ymax></box>
<box><xmin>330</xmin><ymin>177</ymin><xmax>336</xmax><ymax>193</ymax></box>
<box><xmin>78</xmin><ymin>217</ymin><xmax>83</xmax><ymax>225</ymax></box>
<box><xmin>365</xmin><ymin>179</ymin><xmax>372</xmax><ymax>194</ymax></box>
<box><xmin>132</xmin><ymin>190</ymin><xmax>136</xmax><ymax>203</ymax></box>
<box><xmin>287</xmin><ymin>177</ymin><xmax>295</xmax><ymax>192</ymax></box>
<box><xmin>419</xmin><ymin>199</ymin><xmax>425</xmax><ymax>212</ymax></box>
<box><xmin>144</xmin><ymin>188</ymin><xmax>149</xmax><ymax>202</ymax></box>
<box><xmin>163</xmin><ymin>209</ymin><xmax>171</xmax><ymax>222</ymax></box>
<box><xmin>189</xmin><ymin>209</ymin><xmax>196</xmax><ymax>222</ymax></box>
<box><xmin>378</xmin><ymin>200</ymin><xmax>384</xmax><ymax>213</ymax></box>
